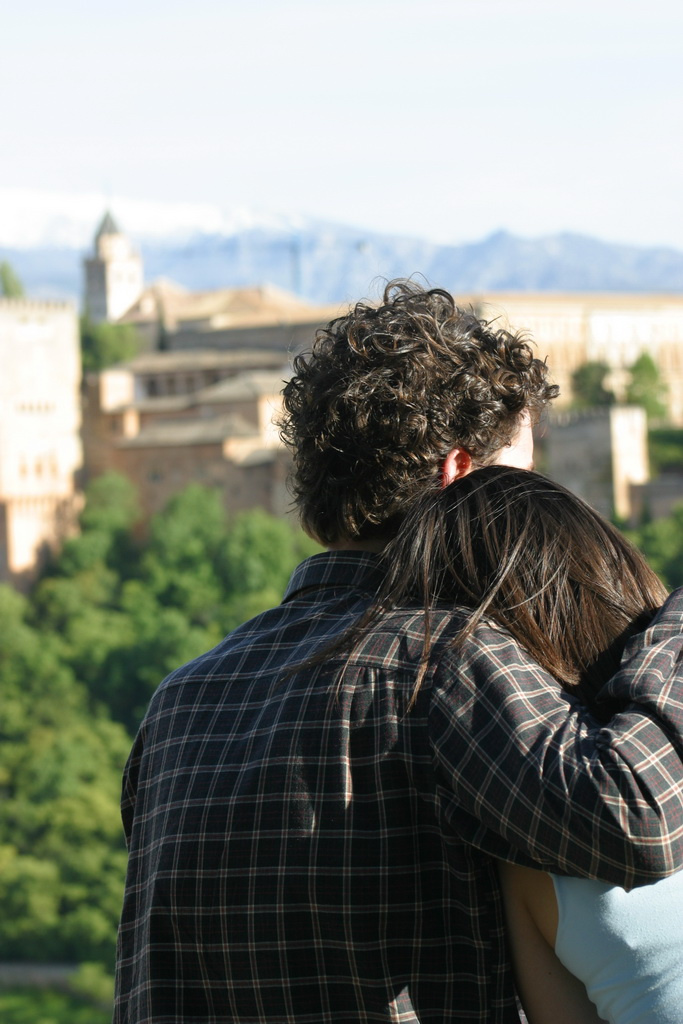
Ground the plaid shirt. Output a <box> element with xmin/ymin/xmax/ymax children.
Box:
<box><xmin>115</xmin><ymin>551</ymin><xmax>683</xmax><ymax>1024</ymax></box>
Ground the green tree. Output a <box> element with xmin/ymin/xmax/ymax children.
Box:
<box><xmin>0</xmin><ymin>260</ymin><xmax>25</xmax><ymax>298</ymax></box>
<box><xmin>628</xmin><ymin>504</ymin><xmax>683</xmax><ymax>590</ymax></box>
<box><xmin>648</xmin><ymin>427</ymin><xmax>683</xmax><ymax>474</ymax></box>
<box><xmin>0</xmin><ymin>986</ymin><xmax>111</xmax><ymax>1024</ymax></box>
<box><xmin>33</xmin><ymin>476</ymin><xmax>320</xmax><ymax>731</ymax></box>
<box><xmin>625</xmin><ymin>352</ymin><xmax>668</xmax><ymax>421</ymax></box>
<box><xmin>41</xmin><ymin>471</ymin><xmax>141</xmax><ymax>580</ymax></box>
<box><xmin>80</xmin><ymin>471</ymin><xmax>141</xmax><ymax>533</ymax></box>
<box><xmin>80</xmin><ymin>317</ymin><xmax>141</xmax><ymax>372</ymax></box>
<box><xmin>0</xmin><ymin>586</ymin><xmax>129</xmax><ymax>965</ymax></box>
<box><xmin>570</xmin><ymin>361</ymin><xmax>615</xmax><ymax>408</ymax></box>
<box><xmin>142</xmin><ymin>484</ymin><xmax>229</xmax><ymax>624</ymax></box>
<box><xmin>219</xmin><ymin>507</ymin><xmax>320</xmax><ymax>628</ymax></box>
<box><xmin>103</xmin><ymin>582</ymin><xmax>221</xmax><ymax>727</ymax></box>
<box><xmin>30</xmin><ymin>473</ymin><xmax>144</xmax><ymax>724</ymax></box>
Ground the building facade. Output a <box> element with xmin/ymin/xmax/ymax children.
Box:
<box><xmin>0</xmin><ymin>298</ymin><xmax>82</xmax><ymax>585</ymax></box>
<box><xmin>119</xmin><ymin>280</ymin><xmax>339</xmax><ymax>354</ymax></box>
<box><xmin>83</xmin><ymin>349</ymin><xmax>292</xmax><ymax>525</ymax></box>
<box><xmin>460</xmin><ymin>292</ymin><xmax>683</xmax><ymax>424</ymax></box>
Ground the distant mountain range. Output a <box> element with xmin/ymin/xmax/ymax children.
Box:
<box><xmin>1</xmin><ymin>190</ymin><xmax>683</xmax><ymax>305</ymax></box>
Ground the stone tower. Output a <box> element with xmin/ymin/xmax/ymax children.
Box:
<box><xmin>0</xmin><ymin>298</ymin><xmax>83</xmax><ymax>585</ymax></box>
<box><xmin>83</xmin><ymin>211</ymin><xmax>144</xmax><ymax>323</ymax></box>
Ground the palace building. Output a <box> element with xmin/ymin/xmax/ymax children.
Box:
<box><xmin>460</xmin><ymin>291</ymin><xmax>683</xmax><ymax>423</ymax></box>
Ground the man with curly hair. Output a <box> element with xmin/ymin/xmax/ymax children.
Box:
<box><xmin>280</xmin><ymin>280</ymin><xmax>550</xmax><ymax>546</ymax></box>
<box><xmin>115</xmin><ymin>281</ymin><xmax>683</xmax><ymax>1023</ymax></box>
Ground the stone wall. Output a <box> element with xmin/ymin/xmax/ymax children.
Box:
<box><xmin>542</xmin><ymin>405</ymin><xmax>648</xmax><ymax>521</ymax></box>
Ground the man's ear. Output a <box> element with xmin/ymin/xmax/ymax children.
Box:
<box><xmin>441</xmin><ymin>448</ymin><xmax>473</xmax><ymax>486</ymax></box>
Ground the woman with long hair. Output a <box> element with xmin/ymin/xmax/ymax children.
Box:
<box><xmin>366</xmin><ymin>466</ymin><xmax>681</xmax><ymax>1024</ymax></box>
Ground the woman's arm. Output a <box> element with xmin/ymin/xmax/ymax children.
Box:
<box><xmin>497</xmin><ymin>862</ymin><xmax>606</xmax><ymax>1024</ymax></box>
<box><xmin>432</xmin><ymin>591</ymin><xmax>683</xmax><ymax>887</ymax></box>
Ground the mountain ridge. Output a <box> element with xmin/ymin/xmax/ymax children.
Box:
<box><xmin>2</xmin><ymin>225</ymin><xmax>683</xmax><ymax>307</ymax></box>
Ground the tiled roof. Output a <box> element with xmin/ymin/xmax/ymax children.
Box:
<box><xmin>117</xmin><ymin>348</ymin><xmax>289</xmax><ymax>374</ymax></box>
<box><xmin>119</xmin><ymin>282</ymin><xmax>339</xmax><ymax>329</ymax></box>
<box><xmin>193</xmin><ymin>371</ymin><xmax>287</xmax><ymax>404</ymax></box>
<box><xmin>117</xmin><ymin>413</ymin><xmax>257</xmax><ymax>448</ymax></box>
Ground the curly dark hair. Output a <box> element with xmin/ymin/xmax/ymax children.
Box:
<box><xmin>280</xmin><ymin>279</ymin><xmax>558</xmax><ymax>545</ymax></box>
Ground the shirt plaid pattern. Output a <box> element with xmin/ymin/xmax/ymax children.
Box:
<box><xmin>115</xmin><ymin>551</ymin><xmax>683</xmax><ymax>1024</ymax></box>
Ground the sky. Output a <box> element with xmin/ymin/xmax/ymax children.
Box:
<box><xmin>2</xmin><ymin>0</ymin><xmax>683</xmax><ymax>248</ymax></box>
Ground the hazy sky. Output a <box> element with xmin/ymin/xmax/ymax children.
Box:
<box><xmin>3</xmin><ymin>0</ymin><xmax>682</xmax><ymax>247</ymax></box>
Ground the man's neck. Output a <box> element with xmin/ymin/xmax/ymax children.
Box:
<box><xmin>326</xmin><ymin>538</ymin><xmax>387</xmax><ymax>554</ymax></box>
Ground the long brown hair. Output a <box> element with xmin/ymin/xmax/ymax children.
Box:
<box><xmin>379</xmin><ymin>467</ymin><xmax>668</xmax><ymax>711</ymax></box>
<box><xmin>310</xmin><ymin>467</ymin><xmax>667</xmax><ymax>714</ymax></box>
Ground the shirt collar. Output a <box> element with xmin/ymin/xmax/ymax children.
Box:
<box><xmin>282</xmin><ymin>550</ymin><xmax>385</xmax><ymax>604</ymax></box>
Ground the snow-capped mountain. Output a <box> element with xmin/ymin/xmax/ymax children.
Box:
<box><xmin>0</xmin><ymin>187</ymin><xmax>306</xmax><ymax>249</ymax></box>
<box><xmin>2</xmin><ymin>188</ymin><xmax>683</xmax><ymax>305</ymax></box>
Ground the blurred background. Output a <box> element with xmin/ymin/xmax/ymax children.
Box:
<box><xmin>1</xmin><ymin>1</ymin><xmax>682</xmax><ymax>1020</ymax></box>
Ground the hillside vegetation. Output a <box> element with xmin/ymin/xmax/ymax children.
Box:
<box><xmin>0</xmin><ymin>474</ymin><xmax>319</xmax><ymax>1019</ymax></box>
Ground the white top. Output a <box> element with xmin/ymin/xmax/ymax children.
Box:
<box><xmin>552</xmin><ymin>870</ymin><xmax>683</xmax><ymax>1024</ymax></box>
